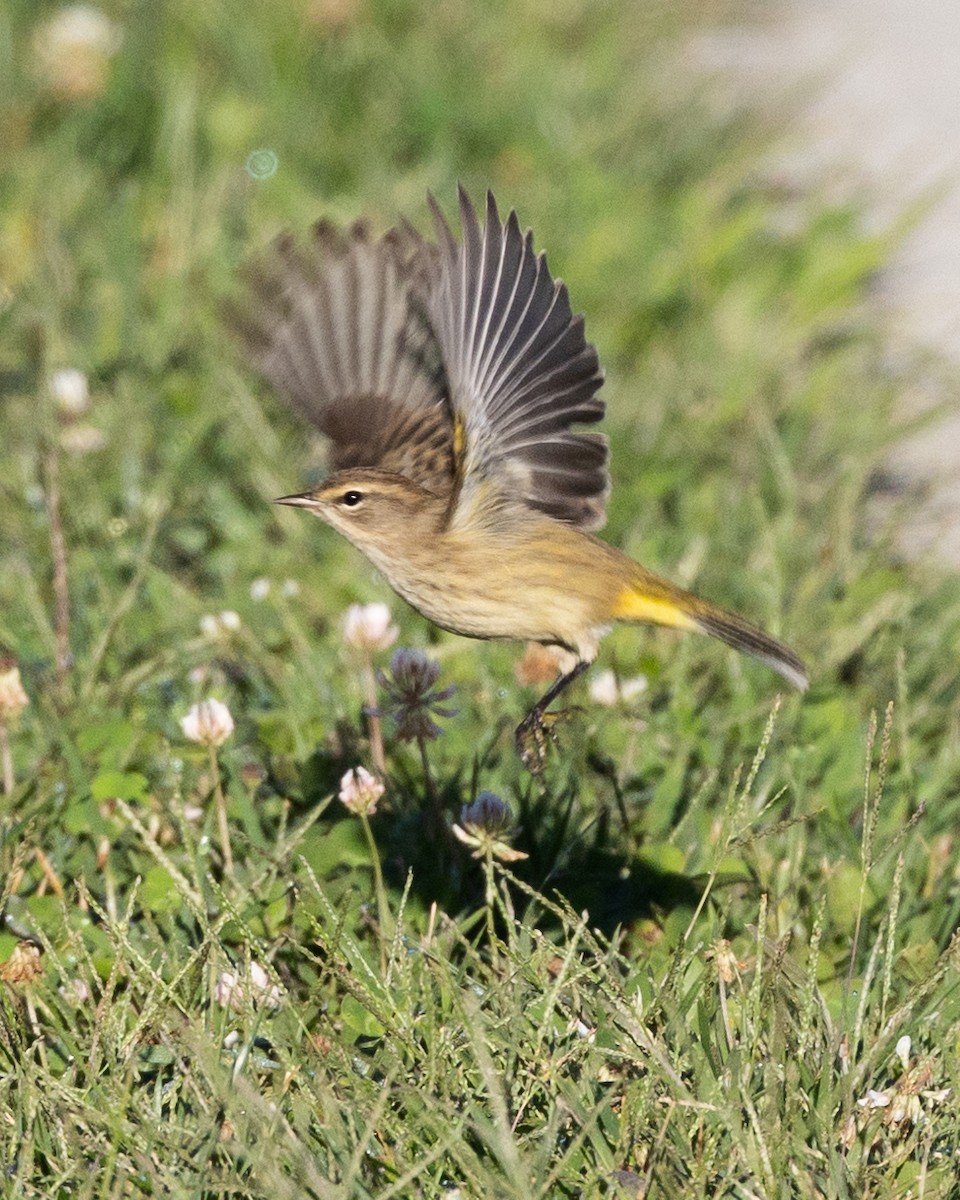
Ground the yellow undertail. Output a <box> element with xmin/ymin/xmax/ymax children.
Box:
<box><xmin>612</xmin><ymin>580</ymin><xmax>808</xmax><ymax>691</ymax></box>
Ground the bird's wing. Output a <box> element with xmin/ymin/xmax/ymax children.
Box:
<box><xmin>231</xmin><ymin>220</ymin><xmax>456</xmax><ymax>498</ymax></box>
<box><xmin>419</xmin><ymin>187</ymin><xmax>608</xmax><ymax>531</ymax></box>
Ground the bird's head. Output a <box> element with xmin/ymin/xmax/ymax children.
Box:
<box><xmin>275</xmin><ymin>469</ymin><xmax>446</xmax><ymax>564</ymax></box>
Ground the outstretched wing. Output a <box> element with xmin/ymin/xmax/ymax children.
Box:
<box><xmin>231</xmin><ymin>219</ymin><xmax>456</xmax><ymax>497</ymax></box>
<box><xmin>420</xmin><ymin>188</ymin><xmax>608</xmax><ymax>531</ymax></box>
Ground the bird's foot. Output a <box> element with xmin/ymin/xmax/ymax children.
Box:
<box><xmin>515</xmin><ymin>706</ymin><xmax>581</xmax><ymax>773</ymax></box>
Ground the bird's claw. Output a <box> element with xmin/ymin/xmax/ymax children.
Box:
<box><xmin>515</xmin><ymin>706</ymin><xmax>580</xmax><ymax>772</ymax></box>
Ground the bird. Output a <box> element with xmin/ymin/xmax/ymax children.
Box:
<box><xmin>232</xmin><ymin>187</ymin><xmax>807</xmax><ymax>765</ymax></box>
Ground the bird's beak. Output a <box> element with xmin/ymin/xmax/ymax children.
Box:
<box><xmin>273</xmin><ymin>492</ymin><xmax>315</xmax><ymax>508</ymax></box>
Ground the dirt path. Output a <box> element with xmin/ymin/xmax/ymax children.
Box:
<box><xmin>692</xmin><ymin>0</ymin><xmax>960</xmax><ymax>564</ymax></box>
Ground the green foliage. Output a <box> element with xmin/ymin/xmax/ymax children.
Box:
<box><xmin>1</xmin><ymin>0</ymin><xmax>960</xmax><ymax>1195</ymax></box>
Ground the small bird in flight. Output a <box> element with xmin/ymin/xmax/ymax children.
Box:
<box><xmin>234</xmin><ymin>188</ymin><xmax>807</xmax><ymax>765</ymax></box>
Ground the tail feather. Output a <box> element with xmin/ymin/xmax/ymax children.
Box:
<box><xmin>614</xmin><ymin>578</ymin><xmax>808</xmax><ymax>691</ymax></box>
<box><xmin>689</xmin><ymin>607</ymin><xmax>808</xmax><ymax>691</ymax></box>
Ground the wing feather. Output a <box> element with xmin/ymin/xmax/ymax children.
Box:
<box><xmin>420</xmin><ymin>188</ymin><xmax>608</xmax><ymax>531</ymax></box>
<box><xmin>232</xmin><ymin>188</ymin><xmax>607</xmax><ymax>525</ymax></box>
<box><xmin>232</xmin><ymin>220</ymin><xmax>455</xmax><ymax>497</ymax></box>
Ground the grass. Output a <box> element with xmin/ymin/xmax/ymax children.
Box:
<box><xmin>2</xmin><ymin>0</ymin><xmax>960</xmax><ymax>1195</ymax></box>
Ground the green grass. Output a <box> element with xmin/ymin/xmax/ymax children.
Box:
<box><xmin>2</xmin><ymin>0</ymin><xmax>960</xmax><ymax>1195</ymax></box>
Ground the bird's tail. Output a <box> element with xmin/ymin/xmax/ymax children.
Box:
<box><xmin>612</xmin><ymin>572</ymin><xmax>808</xmax><ymax>691</ymax></box>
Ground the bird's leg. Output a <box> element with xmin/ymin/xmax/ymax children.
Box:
<box><xmin>516</xmin><ymin>659</ymin><xmax>589</xmax><ymax>771</ymax></box>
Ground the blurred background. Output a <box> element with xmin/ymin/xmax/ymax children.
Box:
<box><xmin>695</xmin><ymin>0</ymin><xmax>960</xmax><ymax>563</ymax></box>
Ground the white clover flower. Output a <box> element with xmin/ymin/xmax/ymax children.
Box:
<box><xmin>588</xmin><ymin>670</ymin><xmax>618</xmax><ymax>707</ymax></box>
<box><xmin>895</xmin><ymin>1035</ymin><xmax>912</xmax><ymax>1071</ymax></box>
<box><xmin>343</xmin><ymin>602</ymin><xmax>398</xmax><ymax>653</ymax></box>
<box><xmin>32</xmin><ymin>5</ymin><xmax>122</xmax><ymax>101</ymax></box>
<box><xmin>588</xmin><ymin>669</ymin><xmax>648</xmax><ymax>707</ymax></box>
<box><xmin>249</xmin><ymin>577</ymin><xmax>271</xmax><ymax>601</ymax></box>
<box><xmin>199</xmin><ymin>611</ymin><xmax>241</xmax><ymax>638</ymax></box>
<box><xmin>213</xmin><ymin>961</ymin><xmax>282</xmax><ymax>1011</ymax></box>
<box><xmin>338</xmin><ymin>766</ymin><xmax>384</xmax><ymax>817</ymax></box>
<box><xmin>0</xmin><ymin>665</ymin><xmax>29</xmax><ymax>721</ymax></box>
<box><xmin>280</xmin><ymin>578</ymin><xmax>300</xmax><ymax>598</ymax></box>
<box><xmin>48</xmin><ymin>368</ymin><xmax>90</xmax><ymax>416</ymax></box>
<box><xmin>180</xmin><ymin>699</ymin><xmax>234</xmax><ymax>748</ymax></box>
<box><xmin>58</xmin><ymin>977</ymin><xmax>90</xmax><ymax>1006</ymax></box>
<box><xmin>619</xmin><ymin>675</ymin><xmax>648</xmax><ymax>701</ymax></box>
<box><xmin>857</xmin><ymin>1088</ymin><xmax>890</xmax><ymax>1110</ymax></box>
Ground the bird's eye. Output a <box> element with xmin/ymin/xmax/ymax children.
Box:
<box><xmin>341</xmin><ymin>490</ymin><xmax>363</xmax><ymax>507</ymax></box>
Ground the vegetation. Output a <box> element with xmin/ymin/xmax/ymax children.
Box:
<box><xmin>1</xmin><ymin>0</ymin><xmax>959</xmax><ymax>1195</ymax></box>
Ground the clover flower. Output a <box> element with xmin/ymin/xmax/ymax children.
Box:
<box><xmin>213</xmin><ymin>961</ymin><xmax>282</xmax><ymax>1011</ymax></box>
<box><xmin>853</xmin><ymin>1032</ymin><xmax>952</xmax><ymax>1132</ymax></box>
<box><xmin>375</xmin><ymin>648</ymin><xmax>456</xmax><ymax>743</ymax></box>
<box><xmin>588</xmin><ymin>669</ymin><xmax>648</xmax><ymax>707</ymax></box>
<box><xmin>180</xmin><ymin>699</ymin><xmax>234</xmax><ymax>748</ymax></box>
<box><xmin>199</xmin><ymin>611</ymin><xmax>241</xmax><ymax>638</ymax></box>
<box><xmin>338</xmin><ymin>766</ymin><xmax>384</xmax><ymax>817</ymax></box>
<box><xmin>452</xmin><ymin>792</ymin><xmax>528</xmax><ymax>863</ymax></box>
<box><xmin>343</xmin><ymin>602</ymin><xmax>398</xmax><ymax>653</ymax></box>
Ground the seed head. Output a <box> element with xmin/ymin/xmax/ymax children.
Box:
<box><xmin>32</xmin><ymin>5</ymin><xmax>121</xmax><ymax>101</ymax></box>
<box><xmin>0</xmin><ymin>941</ymin><xmax>43</xmax><ymax>984</ymax></box>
